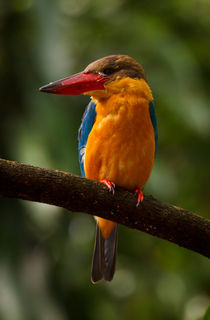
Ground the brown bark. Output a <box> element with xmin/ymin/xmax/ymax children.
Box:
<box><xmin>0</xmin><ymin>158</ymin><xmax>209</xmax><ymax>258</ymax></box>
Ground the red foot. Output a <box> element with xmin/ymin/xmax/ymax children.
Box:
<box><xmin>100</xmin><ymin>179</ymin><xmax>115</xmax><ymax>194</ymax></box>
<box><xmin>134</xmin><ymin>188</ymin><xmax>144</xmax><ymax>206</ymax></box>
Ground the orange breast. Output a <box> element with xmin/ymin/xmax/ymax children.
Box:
<box><xmin>84</xmin><ymin>78</ymin><xmax>155</xmax><ymax>191</ymax></box>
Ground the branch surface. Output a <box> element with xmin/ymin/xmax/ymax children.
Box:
<box><xmin>0</xmin><ymin>158</ymin><xmax>209</xmax><ymax>258</ymax></box>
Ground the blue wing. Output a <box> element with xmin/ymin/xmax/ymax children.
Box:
<box><xmin>78</xmin><ymin>100</ymin><xmax>96</xmax><ymax>177</ymax></box>
<box><xmin>149</xmin><ymin>101</ymin><xmax>158</xmax><ymax>155</ymax></box>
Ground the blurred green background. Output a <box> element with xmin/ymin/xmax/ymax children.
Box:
<box><xmin>0</xmin><ymin>0</ymin><xmax>210</xmax><ymax>319</ymax></box>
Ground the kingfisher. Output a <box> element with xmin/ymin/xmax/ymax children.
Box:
<box><xmin>40</xmin><ymin>55</ymin><xmax>158</xmax><ymax>283</ymax></box>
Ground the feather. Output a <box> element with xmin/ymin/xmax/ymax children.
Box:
<box><xmin>149</xmin><ymin>100</ymin><xmax>158</xmax><ymax>155</ymax></box>
<box><xmin>91</xmin><ymin>224</ymin><xmax>118</xmax><ymax>283</ymax></box>
<box><xmin>78</xmin><ymin>100</ymin><xmax>96</xmax><ymax>177</ymax></box>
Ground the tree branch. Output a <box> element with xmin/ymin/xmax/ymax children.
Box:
<box><xmin>0</xmin><ymin>158</ymin><xmax>209</xmax><ymax>258</ymax></box>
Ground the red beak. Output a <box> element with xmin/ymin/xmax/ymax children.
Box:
<box><xmin>39</xmin><ymin>71</ymin><xmax>110</xmax><ymax>95</ymax></box>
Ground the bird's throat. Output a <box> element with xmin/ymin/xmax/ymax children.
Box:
<box><xmin>90</xmin><ymin>77</ymin><xmax>153</xmax><ymax>105</ymax></box>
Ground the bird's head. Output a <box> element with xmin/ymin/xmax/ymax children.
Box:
<box><xmin>39</xmin><ymin>55</ymin><xmax>146</xmax><ymax>98</ymax></box>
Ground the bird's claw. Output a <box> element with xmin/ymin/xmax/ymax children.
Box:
<box><xmin>134</xmin><ymin>188</ymin><xmax>144</xmax><ymax>206</ymax></box>
<box><xmin>100</xmin><ymin>179</ymin><xmax>115</xmax><ymax>195</ymax></box>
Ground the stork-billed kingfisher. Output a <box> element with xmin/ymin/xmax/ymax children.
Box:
<box><xmin>40</xmin><ymin>55</ymin><xmax>158</xmax><ymax>283</ymax></box>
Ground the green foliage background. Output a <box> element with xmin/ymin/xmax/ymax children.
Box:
<box><xmin>0</xmin><ymin>0</ymin><xmax>209</xmax><ymax>319</ymax></box>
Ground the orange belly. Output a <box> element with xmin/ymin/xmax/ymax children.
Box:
<box><xmin>84</xmin><ymin>78</ymin><xmax>155</xmax><ymax>238</ymax></box>
<box><xmin>84</xmin><ymin>99</ymin><xmax>155</xmax><ymax>190</ymax></box>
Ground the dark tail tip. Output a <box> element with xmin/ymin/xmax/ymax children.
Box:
<box><xmin>91</xmin><ymin>224</ymin><xmax>118</xmax><ymax>283</ymax></box>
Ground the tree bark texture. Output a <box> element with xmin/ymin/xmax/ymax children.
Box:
<box><xmin>0</xmin><ymin>158</ymin><xmax>209</xmax><ymax>258</ymax></box>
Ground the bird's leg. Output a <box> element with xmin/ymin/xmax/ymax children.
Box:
<box><xmin>134</xmin><ymin>188</ymin><xmax>144</xmax><ymax>206</ymax></box>
<box><xmin>100</xmin><ymin>179</ymin><xmax>115</xmax><ymax>195</ymax></box>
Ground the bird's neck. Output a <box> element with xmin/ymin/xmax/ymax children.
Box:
<box><xmin>91</xmin><ymin>78</ymin><xmax>153</xmax><ymax>116</ymax></box>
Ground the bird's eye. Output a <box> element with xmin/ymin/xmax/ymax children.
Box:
<box><xmin>103</xmin><ymin>68</ymin><xmax>115</xmax><ymax>75</ymax></box>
